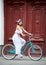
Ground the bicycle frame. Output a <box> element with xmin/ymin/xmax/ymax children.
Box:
<box><xmin>2</xmin><ymin>35</ymin><xmax>42</xmax><ymax>60</ymax></box>
<box><xmin>8</xmin><ymin>40</ymin><xmax>36</xmax><ymax>54</ymax></box>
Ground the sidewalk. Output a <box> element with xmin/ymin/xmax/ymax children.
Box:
<box><xmin>0</xmin><ymin>56</ymin><xmax>46</xmax><ymax>65</ymax></box>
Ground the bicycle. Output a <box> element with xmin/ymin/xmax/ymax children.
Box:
<box><xmin>2</xmin><ymin>35</ymin><xmax>42</xmax><ymax>61</ymax></box>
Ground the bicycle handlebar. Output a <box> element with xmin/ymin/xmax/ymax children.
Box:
<box><xmin>25</xmin><ymin>34</ymin><xmax>33</xmax><ymax>37</ymax></box>
<box><xmin>25</xmin><ymin>34</ymin><xmax>33</xmax><ymax>40</ymax></box>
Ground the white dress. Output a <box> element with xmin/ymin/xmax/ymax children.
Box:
<box><xmin>12</xmin><ymin>28</ymin><xmax>26</xmax><ymax>54</ymax></box>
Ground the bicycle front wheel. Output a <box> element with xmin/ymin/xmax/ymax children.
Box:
<box><xmin>28</xmin><ymin>45</ymin><xmax>42</xmax><ymax>61</ymax></box>
<box><xmin>2</xmin><ymin>44</ymin><xmax>16</xmax><ymax>60</ymax></box>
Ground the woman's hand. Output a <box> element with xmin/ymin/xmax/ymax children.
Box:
<box><xmin>28</xmin><ymin>33</ymin><xmax>33</xmax><ymax>36</ymax></box>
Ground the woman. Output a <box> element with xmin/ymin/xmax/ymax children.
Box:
<box><xmin>12</xmin><ymin>19</ymin><xmax>32</xmax><ymax>57</ymax></box>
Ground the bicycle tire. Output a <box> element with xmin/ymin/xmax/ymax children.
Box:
<box><xmin>28</xmin><ymin>45</ymin><xmax>42</xmax><ymax>61</ymax></box>
<box><xmin>2</xmin><ymin>44</ymin><xmax>16</xmax><ymax>60</ymax></box>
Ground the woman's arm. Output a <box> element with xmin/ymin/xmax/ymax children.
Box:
<box><xmin>22</xmin><ymin>27</ymin><xmax>32</xmax><ymax>35</ymax></box>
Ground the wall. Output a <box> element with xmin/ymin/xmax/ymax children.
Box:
<box><xmin>0</xmin><ymin>0</ymin><xmax>4</xmax><ymax>56</ymax></box>
<box><xmin>0</xmin><ymin>0</ymin><xmax>4</xmax><ymax>45</ymax></box>
<box><xmin>4</xmin><ymin>0</ymin><xmax>46</xmax><ymax>56</ymax></box>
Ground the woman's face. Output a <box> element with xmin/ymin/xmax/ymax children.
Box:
<box><xmin>19</xmin><ymin>21</ymin><xmax>22</xmax><ymax>26</ymax></box>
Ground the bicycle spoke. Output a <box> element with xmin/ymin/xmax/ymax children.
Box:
<box><xmin>28</xmin><ymin>45</ymin><xmax>42</xmax><ymax>61</ymax></box>
<box><xmin>2</xmin><ymin>44</ymin><xmax>15</xmax><ymax>60</ymax></box>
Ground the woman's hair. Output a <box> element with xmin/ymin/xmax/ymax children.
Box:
<box><xmin>16</xmin><ymin>19</ymin><xmax>22</xmax><ymax>26</ymax></box>
<box><xmin>18</xmin><ymin>22</ymin><xmax>22</xmax><ymax>26</ymax></box>
<box><xmin>16</xmin><ymin>19</ymin><xmax>22</xmax><ymax>23</ymax></box>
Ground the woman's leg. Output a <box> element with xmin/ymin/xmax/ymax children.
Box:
<box><xmin>13</xmin><ymin>38</ymin><xmax>22</xmax><ymax>54</ymax></box>
<box><xmin>20</xmin><ymin>38</ymin><xmax>26</xmax><ymax>47</ymax></box>
<box><xmin>12</xmin><ymin>34</ymin><xmax>22</xmax><ymax>54</ymax></box>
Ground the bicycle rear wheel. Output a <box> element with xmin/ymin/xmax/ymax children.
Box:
<box><xmin>2</xmin><ymin>44</ymin><xmax>16</xmax><ymax>60</ymax></box>
<box><xmin>28</xmin><ymin>45</ymin><xmax>42</xmax><ymax>61</ymax></box>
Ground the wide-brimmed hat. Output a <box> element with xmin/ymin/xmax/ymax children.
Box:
<box><xmin>16</xmin><ymin>19</ymin><xmax>22</xmax><ymax>23</ymax></box>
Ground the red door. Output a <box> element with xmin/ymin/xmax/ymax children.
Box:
<box><xmin>4</xmin><ymin>0</ymin><xmax>46</xmax><ymax>56</ymax></box>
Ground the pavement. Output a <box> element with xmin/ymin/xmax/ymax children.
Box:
<box><xmin>0</xmin><ymin>56</ymin><xmax>46</xmax><ymax>65</ymax></box>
